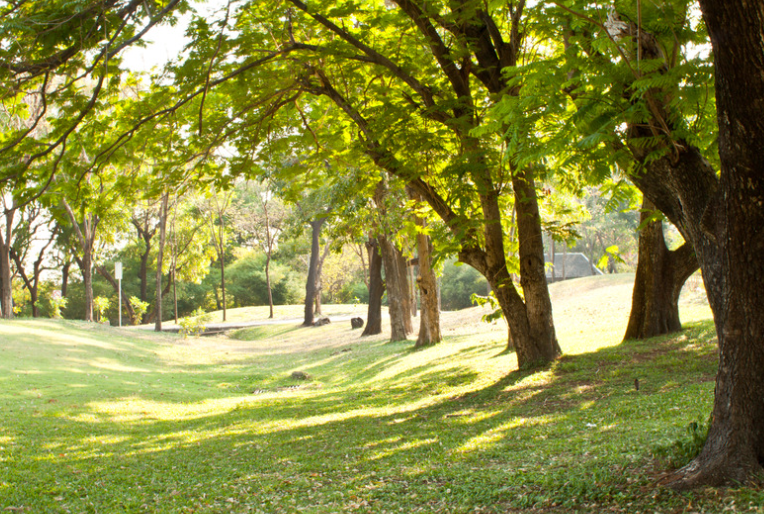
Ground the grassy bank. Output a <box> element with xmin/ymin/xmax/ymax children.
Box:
<box><xmin>1</xmin><ymin>274</ymin><xmax>760</xmax><ymax>513</ymax></box>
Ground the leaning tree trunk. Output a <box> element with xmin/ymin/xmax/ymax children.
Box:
<box><xmin>303</xmin><ymin>217</ymin><xmax>326</xmax><ymax>326</ymax></box>
<box><xmin>379</xmin><ymin>234</ymin><xmax>409</xmax><ymax>342</ymax></box>
<box><xmin>624</xmin><ymin>198</ymin><xmax>699</xmax><ymax>340</ymax></box>
<box><xmin>362</xmin><ymin>238</ymin><xmax>385</xmax><ymax>336</ymax></box>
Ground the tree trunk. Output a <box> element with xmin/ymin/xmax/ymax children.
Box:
<box><xmin>395</xmin><ymin>246</ymin><xmax>413</xmax><ymax>334</ymax></box>
<box><xmin>623</xmin><ymin>199</ymin><xmax>699</xmax><ymax>340</ymax></box>
<box><xmin>81</xmin><ymin>249</ymin><xmax>94</xmax><ymax>322</ymax></box>
<box><xmin>314</xmin><ymin>243</ymin><xmax>330</xmax><ymax>316</ymax></box>
<box><xmin>362</xmin><ymin>238</ymin><xmax>384</xmax><ymax>336</ymax></box>
<box><xmin>154</xmin><ymin>193</ymin><xmax>169</xmax><ymax>332</ymax></box>
<box><xmin>415</xmin><ymin>227</ymin><xmax>441</xmax><ymax>348</ymax></box>
<box><xmin>511</xmin><ymin>168</ymin><xmax>561</xmax><ymax>364</ymax></box>
<box><xmin>379</xmin><ymin>234</ymin><xmax>408</xmax><ymax>342</ymax></box>
<box><xmin>61</xmin><ymin>259</ymin><xmax>71</xmax><ymax>298</ymax></box>
<box><xmin>0</xmin><ymin>209</ymin><xmax>15</xmax><ymax>319</ymax></box>
<box><xmin>0</xmin><ymin>241</ymin><xmax>13</xmax><ymax>319</ymax></box>
<box><xmin>643</xmin><ymin>0</ymin><xmax>764</xmax><ymax>488</ymax></box>
<box><xmin>303</xmin><ymin>217</ymin><xmax>326</xmax><ymax>326</ymax></box>
<box><xmin>265</xmin><ymin>252</ymin><xmax>274</xmax><ymax>319</ymax></box>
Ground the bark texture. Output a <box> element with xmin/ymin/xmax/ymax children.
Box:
<box><xmin>379</xmin><ymin>234</ymin><xmax>409</xmax><ymax>342</ymax></box>
<box><xmin>362</xmin><ymin>238</ymin><xmax>385</xmax><ymax>336</ymax></box>
<box><xmin>415</xmin><ymin>225</ymin><xmax>441</xmax><ymax>347</ymax></box>
<box><xmin>658</xmin><ymin>0</ymin><xmax>764</xmax><ymax>488</ymax></box>
<box><xmin>624</xmin><ymin>199</ymin><xmax>699</xmax><ymax>340</ymax></box>
<box><xmin>303</xmin><ymin>217</ymin><xmax>326</xmax><ymax>326</ymax></box>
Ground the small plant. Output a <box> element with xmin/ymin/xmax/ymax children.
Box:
<box><xmin>179</xmin><ymin>307</ymin><xmax>212</xmax><ymax>338</ymax></box>
<box><xmin>94</xmin><ymin>296</ymin><xmax>111</xmax><ymax>323</ymax></box>
<box><xmin>48</xmin><ymin>292</ymin><xmax>68</xmax><ymax>319</ymax></box>
<box><xmin>129</xmin><ymin>296</ymin><xmax>149</xmax><ymax>325</ymax></box>
<box><xmin>652</xmin><ymin>418</ymin><xmax>710</xmax><ymax>468</ymax></box>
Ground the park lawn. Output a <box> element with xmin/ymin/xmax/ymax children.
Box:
<box><xmin>1</xmin><ymin>274</ymin><xmax>761</xmax><ymax>513</ymax></box>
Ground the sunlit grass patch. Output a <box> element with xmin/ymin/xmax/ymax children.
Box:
<box><xmin>2</xmin><ymin>276</ymin><xmax>762</xmax><ymax>513</ymax></box>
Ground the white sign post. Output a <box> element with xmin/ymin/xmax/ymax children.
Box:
<box><xmin>115</xmin><ymin>262</ymin><xmax>123</xmax><ymax>327</ymax></box>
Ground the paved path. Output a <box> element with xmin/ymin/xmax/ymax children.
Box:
<box><xmin>133</xmin><ymin>314</ymin><xmax>367</xmax><ymax>335</ymax></box>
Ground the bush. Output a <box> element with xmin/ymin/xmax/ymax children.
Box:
<box><xmin>179</xmin><ymin>308</ymin><xmax>212</xmax><ymax>338</ymax></box>
<box><xmin>49</xmin><ymin>293</ymin><xmax>68</xmax><ymax>319</ymax></box>
<box><xmin>94</xmin><ymin>296</ymin><xmax>111</xmax><ymax>323</ymax></box>
<box><xmin>129</xmin><ymin>296</ymin><xmax>149</xmax><ymax>325</ymax></box>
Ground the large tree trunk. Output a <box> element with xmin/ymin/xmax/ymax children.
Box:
<box><xmin>648</xmin><ymin>0</ymin><xmax>764</xmax><ymax>488</ymax></box>
<box><xmin>624</xmin><ymin>199</ymin><xmax>699</xmax><ymax>340</ymax></box>
<box><xmin>362</xmin><ymin>238</ymin><xmax>384</xmax><ymax>336</ymax></box>
<box><xmin>303</xmin><ymin>217</ymin><xmax>326</xmax><ymax>326</ymax></box>
<box><xmin>379</xmin><ymin>234</ymin><xmax>409</xmax><ymax>342</ymax></box>
<box><xmin>415</xmin><ymin>226</ymin><xmax>441</xmax><ymax>348</ymax></box>
<box><xmin>61</xmin><ymin>259</ymin><xmax>71</xmax><ymax>298</ymax></box>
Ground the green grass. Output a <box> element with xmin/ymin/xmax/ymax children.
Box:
<box><xmin>1</xmin><ymin>274</ymin><xmax>760</xmax><ymax>513</ymax></box>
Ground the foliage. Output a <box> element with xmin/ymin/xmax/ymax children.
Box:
<box><xmin>93</xmin><ymin>296</ymin><xmax>111</xmax><ymax>323</ymax></box>
<box><xmin>48</xmin><ymin>294</ymin><xmax>67</xmax><ymax>319</ymax></box>
<box><xmin>129</xmin><ymin>296</ymin><xmax>149</xmax><ymax>325</ymax></box>
<box><xmin>225</xmin><ymin>250</ymin><xmax>302</xmax><ymax>307</ymax></box>
<box><xmin>440</xmin><ymin>259</ymin><xmax>490</xmax><ymax>311</ymax></box>
<box><xmin>178</xmin><ymin>307</ymin><xmax>212</xmax><ymax>338</ymax></box>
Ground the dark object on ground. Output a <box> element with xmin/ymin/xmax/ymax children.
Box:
<box><xmin>291</xmin><ymin>371</ymin><xmax>311</xmax><ymax>380</ymax></box>
<box><xmin>313</xmin><ymin>317</ymin><xmax>330</xmax><ymax>327</ymax></box>
<box><xmin>350</xmin><ymin>317</ymin><xmax>364</xmax><ymax>329</ymax></box>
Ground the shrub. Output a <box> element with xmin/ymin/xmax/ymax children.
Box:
<box><xmin>49</xmin><ymin>293</ymin><xmax>68</xmax><ymax>319</ymax></box>
<box><xmin>94</xmin><ymin>296</ymin><xmax>111</xmax><ymax>323</ymax></box>
<box><xmin>179</xmin><ymin>308</ymin><xmax>212</xmax><ymax>338</ymax></box>
<box><xmin>129</xmin><ymin>296</ymin><xmax>149</xmax><ymax>325</ymax></box>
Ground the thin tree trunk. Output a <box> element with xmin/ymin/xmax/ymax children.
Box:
<box><xmin>379</xmin><ymin>234</ymin><xmax>408</xmax><ymax>342</ymax></box>
<box><xmin>154</xmin><ymin>193</ymin><xmax>169</xmax><ymax>332</ymax></box>
<box><xmin>624</xmin><ymin>199</ymin><xmax>699</xmax><ymax>340</ymax></box>
<box><xmin>265</xmin><ymin>253</ymin><xmax>274</xmax><ymax>318</ymax></box>
<box><xmin>0</xmin><ymin>240</ymin><xmax>13</xmax><ymax>319</ymax></box>
<box><xmin>0</xmin><ymin>208</ymin><xmax>15</xmax><ymax>319</ymax></box>
<box><xmin>395</xmin><ymin>246</ymin><xmax>413</xmax><ymax>333</ymax></box>
<box><xmin>173</xmin><ymin>269</ymin><xmax>178</xmax><ymax>324</ymax></box>
<box><xmin>362</xmin><ymin>238</ymin><xmax>384</xmax><ymax>336</ymax></box>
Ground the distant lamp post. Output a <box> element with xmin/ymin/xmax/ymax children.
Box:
<box><xmin>115</xmin><ymin>262</ymin><xmax>123</xmax><ymax>327</ymax></box>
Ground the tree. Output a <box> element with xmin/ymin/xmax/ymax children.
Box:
<box><xmin>199</xmin><ymin>188</ymin><xmax>234</xmax><ymax>322</ymax></box>
<box><xmin>550</xmin><ymin>0</ymin><xmax>764</xmax><ymax>486</ymax></box>
<box><xmin>623</xmin><ymin>198</ymin><xmax>698</xmax><ymax>340</ymax></box>
<box><xmin>234</xmin><ymin>180</ymin><xmax>288</xmax><ymax>318</ymax></box>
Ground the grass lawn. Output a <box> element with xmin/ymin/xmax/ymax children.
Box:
<box><xmin>1</xmin><ymin>274</ymin><xmax>761</xmax><ymax>513</ymax></box>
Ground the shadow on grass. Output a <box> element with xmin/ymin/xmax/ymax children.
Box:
<box><xmin>1</xmin><ymin>318</ymin><xmax>730</xmax><ymax>512</ymax></box>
